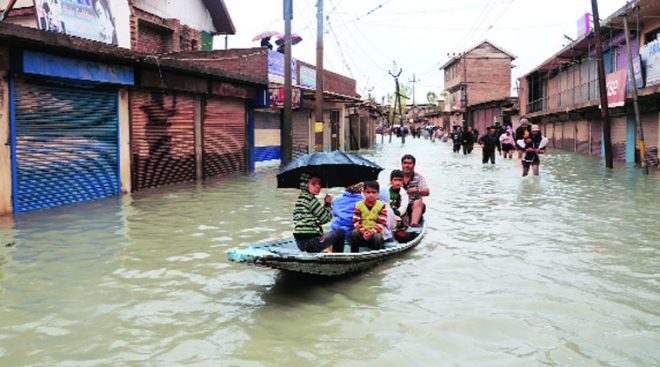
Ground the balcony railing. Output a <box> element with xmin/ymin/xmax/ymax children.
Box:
<box><xmin>527</xmin><ymin>80</ymin><xmax>600</xmax><ymax>113</ymax></box>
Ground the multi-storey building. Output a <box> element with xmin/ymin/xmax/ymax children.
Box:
<box><xmin>518</xmin><ymin>0</ymin><xmax>660</xmax><ymax>166</ymax></box>
<box><xmin>440</xmin><ymin>40</ymin><xmax>517</xmax><ymax>131</ymax></box>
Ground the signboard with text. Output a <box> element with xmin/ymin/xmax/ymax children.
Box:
<box><xmin>34</xmin><ymin>0</ymin><xmax>118</xmax><ymax>45</ymax></box>
<box><xmin>268</xmin><ymin>50</ymin><xmax>298</xmax><ymax>85</ymax></box>
<box><xmin>640</xmin><ymin>39</ymin><xmax>660</xmax><ymax>87</ymax></box>
<box><xmin>606</xmin><ymin>69</ymin><xmax>627</xmax><ymax>107</ymax></box>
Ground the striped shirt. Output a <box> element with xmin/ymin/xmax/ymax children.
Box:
<box><xmin>353</xmin><ymin>201</ymin><xmax>388</xmax><ymax>234</ymax></box>
<box><xmin>293</xmin><ymin>192</ymin><xmax>332</xmax><ymax>236</ymax></box>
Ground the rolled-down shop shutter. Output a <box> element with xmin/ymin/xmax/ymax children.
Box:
<box><xmin>292</xmin><ymin>110</ymin><xmax>309</xmax><ymax>158</ymax></box>
<box><xmin>131</xmin><ymin>91</ymin><xmax>195</xmax><ymax>190</ymax></box>
<box><xmin>13</xmin><ymin>79</ymin><xmax>119</xmax><ymax>212</ymax></box>
<box><xmin>203</xmin><ymin>98</ymin><xmax>246</xmax><ymax>177</ymax></box>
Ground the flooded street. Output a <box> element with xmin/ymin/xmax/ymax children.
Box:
<box><xmin>1</xmin><ymin>139</ymin><xmax>659</xmax><ymax>366</ymax></box>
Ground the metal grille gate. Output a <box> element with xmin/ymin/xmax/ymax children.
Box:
<box><xmin>130</xmin><ymin>91</ymin><xmax>195</xmax><ymax>190</ymax></box>
<box><xmin>203</xmin><ymin>98</ymin><xmax>246</xmax><ymax>177</ymax></box>
<box><xmin>12</xmin><ymin>79</ymin><xmax>119</xmax><ymax>212</ymax></box>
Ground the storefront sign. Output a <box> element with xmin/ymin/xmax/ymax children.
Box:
<box><xmin>605</xmin><ymin>69</ymin><xmax>627</xmax><ymax>107</ymax></box>
<box><xmin>34</xmin><ymin>0</ymin><xmax>118</xmax><ymax>45</ymax></box>
<box><xmin>300</xmin><ymin>65</ymin><xmax>316</xmax><ymax>89</ymax></box>
<box><xmin>640</xmin><ymin>39</ymin><xmax>660</xmax><ymax>87</ymax></box>
<box><xmin>268</xmin><ymin>50</ymin><xmax>298</xmax><ymax>85</ymax></box>
<box><xmin>626</xmin><ymin>54</ymin><xmax>644</xmax><ymax>90</ymax></box>
<box><xmin>269</xmin><ymin>87</ymin><xmax>301</xmax><ymax>109</ymax></box>
<box><xmin>22</xmin><ymin>50</ymin><xmax>134</xmax><ymax>85</ymax></box>
<box><xmin>577</xmin><ymin>13</ymin><xmax>591</xmax><ymax>38</ymax></box>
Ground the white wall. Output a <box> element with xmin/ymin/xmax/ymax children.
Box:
<box><xmin>134</xmin><ymin>0</ymin><xmax>216</xmax><ymax>32</ymax></box>
<box><xmin>110</xmin><ymin>0</ymin><xmax>131</xmax><ymax>49</ymax></box>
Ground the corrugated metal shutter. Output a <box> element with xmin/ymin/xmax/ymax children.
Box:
<box><xmin>292</xmin><ymin>110</ymin><xmax>309</xmax><ymax>158</ymax></box>
<box><xmin>131</xmin><ymin>90</ymin><xmax>195</xmax><ymax>190</ymax></box>
<box><xmin>13</xmin><ymin>79</ymin><xmax>119</xmax><ymax>212</ymax></box>
<box><xmin>203</xmin><ymin>98</ymin><xmax>246</xmax><ymax>177</ymax></box>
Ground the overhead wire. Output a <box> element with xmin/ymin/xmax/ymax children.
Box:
<box><xmin>452</xmin><ymin>0</ymin><xmax>497</xmax><ymax>52</ymax></box>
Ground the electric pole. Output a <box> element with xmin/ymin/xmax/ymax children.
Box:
<box><xmin>623</xmin><ymin>11</ymin><xmax>648</xmax><ymax>174</ymax></box>
<box><xmin>591</xmin><ymin>0</ymin><xmax>613</xmax><ymax>169</ymax></box>
<box><xmin>389</xmin><ymin>62</ymin><xmax>404</xmax><ymax>144</ymax></box>
<box><xmin>409</xmin><ymin>74</ymin><xmax>419</xmax><ymax>108</ymax></box>
<box><xmin>282</xmin><ymin>0</ymin><xmax>293</xmax><ymax>164</ymax></box>
<box><xmin>409</xmin><ymin>73</ymin><xmax>420</xmax><ymax>124</ymax></box>
<box><xmin>315</xmin><ymin>0</ymin><xmax>324</xmax><ymax>152</ymax></box>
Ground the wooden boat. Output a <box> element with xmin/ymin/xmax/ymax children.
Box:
<box><xmin>226</xmin><ymin>223</ymin><xmax>425</xmax><ymax>277</ymax></box>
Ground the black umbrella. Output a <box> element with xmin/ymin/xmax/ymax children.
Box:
<box><xmin>276</xmin><ymin>150</ymin><xmax>383</xmax><ymax>188</ymax></box>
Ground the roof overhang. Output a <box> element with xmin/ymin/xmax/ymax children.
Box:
<box><xmin>201</xmin><ymin>0</ymin><xmax>236</xmax><ymax>35</ymax></box>
<box><xmin>0</xmin><ymin>22</ymin><xmax>265</xmax><ymax>85</ymax></box>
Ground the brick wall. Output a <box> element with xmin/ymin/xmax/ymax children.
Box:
<box><xmin>466</xmin><ymin>57</ymin><xmax>511</xmax><ymax>105</ymax></box>
<box><xmin>131</xmin><ymin>6</ymin><xmax>201</xmax><ymax>53</ymax></box>
<box><xmin>169</xmin><ymin>49</ymin><xmax>269</xmax><ymax>77</ymax></box>
<box><xmin>138</xmin><ymin>24</ymin><xmax>170</xmax><ymax>54</ymax></box>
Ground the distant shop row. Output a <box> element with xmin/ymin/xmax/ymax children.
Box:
<box><xmin>0</xmin><ymin>24</ymin><xmax>380</xmax><ymax>216</ymax></box>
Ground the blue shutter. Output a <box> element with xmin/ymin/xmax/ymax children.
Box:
<box><xmin>12</xmin><ymin>79</ymin><xmax>119</xmax><ymax>212</ymax></box>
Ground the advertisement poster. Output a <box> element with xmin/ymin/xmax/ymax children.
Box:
<box><xmin>268</xmin><ymin>50</ymin><xmax>298</xmax><ymax>85</ymax></box>
<box><xmin>34</xmin><ymin>0</ymin><xmax>118</xmax><ymax>45</ymax></box>
<box><xmin>605</xmin><ymin>69</ymin><xmax>627</xmax><ymax>108</ymax></box>
<box><xmin>269</xmin><ymin>87</ymin><xmax>301</xmax><ymax>109</ymax></box>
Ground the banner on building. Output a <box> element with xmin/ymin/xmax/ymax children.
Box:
<box><xmin>269</xmin><ymin>87</ymin><xmax>301</xmax><ymax>109</ymax></box>
<box><xmin>268</xmin><ymin>50</ymin><xmax>298</xmax><ymax>85</ymax></box>
<box><xmin>605</xmin><ymin>69</ymin><xmax>627</xmax><ymax>107</ymax></box>
<box><xmin>640</xmin><ymin>39</ymin><xmax>660</xmax><ymax>87</ymax></box>
<box><xmin>577</xmin><ymin>13</ymin><xmax>592</xmax><ymax>38</ymax></box>
<box><xmin>626</xmin><ymin>54</ymin><xmax>644</xmax><ymax>90</ymax></box>
<box><xmin>300</xmin><ymin>65</ymin><xmax>316</xmax><ymax>89</ymax></box>
<box><xmin>34</xmin><ymin>0</ymin><xmax>118</xmax><ymax>45</ymax></box>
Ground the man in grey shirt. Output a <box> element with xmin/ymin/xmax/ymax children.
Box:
<box><xmin>400</xmin><ymin>154</ymin><xmax>430</xmax><ymax>227</ymax></box>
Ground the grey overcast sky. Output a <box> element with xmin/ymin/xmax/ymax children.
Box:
<box><xmin>221</xmin><ymin>0</ymin><xmax>627</xmax><ymax>102</ymax></box>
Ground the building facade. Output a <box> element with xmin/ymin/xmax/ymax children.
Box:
<box><xmin>0</xmin><ymin>22</ymin><xmax>265</xmax><ymax>216</ymax></box>
<box><xmin>518</xmin><ymin>0</ymin><xmax>660</xmax><ymax>166</ymax></box>
<box><xmin>440</xmin><ymin>40</ymin><xmax>516</xmax><ymax>127</ymax></box>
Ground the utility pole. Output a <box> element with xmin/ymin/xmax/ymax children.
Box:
<box><xmin>315</xmin><ymin>0</ymin><xmax>324</xmax><ymax>152</ymax></box>
<box><xmin>409</xmin><ymin>74</ymin><xmax>420</xmax><ymax>128</ymax></box>
<box><xmin>591</xmin><ymin>0</ymin><xmax>613</xmax><ymax>169</ymax></box>
<box><xmin>389</xmin><ymin>62</ymin><xmax>404</xmax><ymax>144</ymax></box>
<box><xmin>623</xmin><ymin>11</ymin><xmax>648</xmax><ymax>174</ymax></box>
<box><xmin>409</xmin><ymin>74</ymin><xmax>419</xmax><ymax>109</ymax></box>
<box><xmin>282</xmin><ymin>0</ymin><xmax>293</xmax><ymax>164</ymax></box>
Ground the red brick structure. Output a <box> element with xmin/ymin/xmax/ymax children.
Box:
<box><xmin>441</xmin><ymin>40</ymin><xmax>516</xmax><ymax>126</ymax></box>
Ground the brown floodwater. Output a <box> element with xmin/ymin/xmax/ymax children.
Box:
<box><xmin>1</xmin><ymin>137</ymin><xmax>659</xmax><ymax>366</ymax></box>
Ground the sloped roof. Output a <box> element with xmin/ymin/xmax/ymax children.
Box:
<box><xmin>201</xmin><ymin>0</ymin><xmax>236</xmax><ymax>34</ymax></box>
<box><xmin>440</xmin><ymin>39</ymin><xmax>517</xmax><ymax>70</ymax></box>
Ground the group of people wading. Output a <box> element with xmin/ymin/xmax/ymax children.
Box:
<box><xmin>292</xmin><ymin>154</ymin><xmax>429</xmax><ymax>254</ymax></box>
<box><xmin>449</xmin><ymin>117</ymin><xmax>548</xmax><ymax>176</ymax></box>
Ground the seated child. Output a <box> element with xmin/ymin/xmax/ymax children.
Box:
<box><xmin>350</xmin><ymin>181</ymin><xmax>387</xmax><ymax>253</ymax></box>
<box><xmin>293</xmin><ymin>173</ymin><xmax>345</xmax><ymax>253</ymax></box>
<box><xmin>330</xmin><ymin>182</ymin><xmax>364</xmax><ymax>242</ymax></box>
<box><xmin>384</xmin><ymin>169</ymin><xmax>409</xmax><ymax>230</ymax></box>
